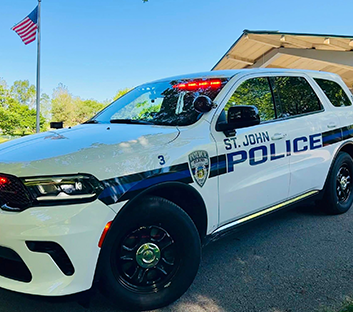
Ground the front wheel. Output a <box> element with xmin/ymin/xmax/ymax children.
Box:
<box><xmin>97</xmin><ymin>196</ymin><xmax>201</xmax><ymax>311</ymax></box>
<box><xmin>322</xmin><ymin>152</ymin><xmax>353</xmax><ymax>214</ymax></box>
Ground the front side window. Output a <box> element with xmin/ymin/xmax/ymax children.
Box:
<box><xmin>314</xmin><ymin>78</ymin><xmax>352</xmax><ymax>107</ymax></box>
<box><xmin>224</xmin><ymin>77</ymin><xmax>275</xmax><ymax>122</ymax></box>
<box><xmin>270</xmin><ymin>76</ymin><xmax>322</xmax><ymax>117</ymax></box>
<box><xmin>90</xmin><ymin>78</ymin><xmax>229</xmax><ymax>126</ymax></box>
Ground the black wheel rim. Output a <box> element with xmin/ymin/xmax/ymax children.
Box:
<box><xmin>336</xmin><ymin>164</ymin><xmax>352</xmax><ymax>203</ymax></box>
<box><xmin>114</xmin><ymin>225</ymin><xmax>179</xmax><ymax>293</ymax></box>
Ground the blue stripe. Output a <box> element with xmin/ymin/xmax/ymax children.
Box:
<box><xmin>98</xmin><ymin>169</ymin><xmax>192</xmax><ymax>204</ymax></box>
<box><xmin>342</xmin><ymin>128</ymin><xmax>353</xmax><ymax>139</ymax></box>
<box><xmin>322</xmin><ymin>132</ymin><xmax>342</xmax><ymax>144</ymax></box>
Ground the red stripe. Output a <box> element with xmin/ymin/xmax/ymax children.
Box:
<box><xmin>20</xmin><ymin>28</ymin><xmax>37</xmax><ymax>41</ymax></box>
<box><xmin>12</xmin><ymin>17</ymin><xmax>29</xmax><ymax>30</ymax></box>
<box><xmin>17</xmin><ymin>24</ymin><xmax>37</xmax><ymax>37</ymax></box>
<box><xmin>16</xmin><ymin>21</ymin><xmax>35</xmax><ymax>36</ymax></box>
<box><xmin>14</xmin><ymin>20</ymin><xmax>32</xmax><ymax>34</ymax></box>
<box><xmin>23</xmin><ymin>33</ymin><xmax>36</xmax><ymax>45</ymax></box>
<box><xmin>12</xmin><ymin>17</ymin><xmax>30</xmax><ymax>31</ymax></box>
<box><xmin>24</xmin><ymin>36</ymin><xmax>36</xmax><ymax>45</ymax></box>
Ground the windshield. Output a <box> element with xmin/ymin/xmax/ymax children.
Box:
<box><xmin>90</xmin><ymin>78</ymin><xmax>229</xmax><ymax>126</ymax></box>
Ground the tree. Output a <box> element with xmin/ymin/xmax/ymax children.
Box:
<box><xmin>51</xmin><ymin>83</ymin><xmax>76</xmax><ymax>126</ymax></box>
<box><xmin>10</xmin><ymin>80</ymin><xmax>36</xmax><ymax>108</ymax></box>
<box><xmin>75</xmin><ymin>99</ymin><xmax>106</xmax><ymax>124</ymax></box>
<box><xmin>51</xmin><ymin>84</ymin><xmax>107</xmax><ymax>126</ymax></box>
<box><xmin>0</xmin><ymin>79</ymin><xmax>45</xmax><ymax>135</ymax></box>
<box><xmin>114</xmin><ymin>88</ymin><xmax>130</xmax><ymax>101</ymax></box>
<box><xmin>0</xmin><ymin>107</ymin><xmax>19</xmax><ymax>135</ymax></box>
<box><xmin>0</xmin><ymin>78</ymin><xmax>130</xmax><ymax>134</ymax></box>
<box><xmin>40</xmin><ymin>93</ymin><xmax>52</xmax><ymax>128</ymax></box>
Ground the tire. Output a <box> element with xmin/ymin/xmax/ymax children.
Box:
<box><xmin>322</xmin><ymin>152</ymin><xmax>353</xmax><ymax>214</ymax></box>
<box><xmin>97</xmin><ymin>196</ymin><xmax>201</xmax><ymax>311</ymax></box>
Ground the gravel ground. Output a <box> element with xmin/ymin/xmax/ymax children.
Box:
<box><xmin>0</xmin><ymin>203</ymin><xmax>353</xmax><ymax>312</ymax></box>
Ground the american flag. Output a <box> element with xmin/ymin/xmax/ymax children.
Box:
<box><xmin>12</xmin><ymin>6</ymin><xmax>38</xmax><ymax>45</ymax></box>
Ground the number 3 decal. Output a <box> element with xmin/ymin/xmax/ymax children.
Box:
<box><xmin>158</xmin><ymin>155</ymin><xmax>165</xmax><ymax>165</ymax></box>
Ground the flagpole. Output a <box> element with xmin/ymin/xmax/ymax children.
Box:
<box><xmin>35</xmin><ymin>0</ymin><xmax>41</xmax><ymax>133</ymax></box>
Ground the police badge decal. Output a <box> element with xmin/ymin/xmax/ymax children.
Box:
<box><xmin>188</xmin><ymin>150</ymin><xmax>210</xmax><ymax>187</ymax></box>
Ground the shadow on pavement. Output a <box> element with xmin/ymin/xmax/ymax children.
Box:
<box><xmin>0</xmin><ymin>203</ymin><xmax>351</xmax><ymax>312</ymax></box>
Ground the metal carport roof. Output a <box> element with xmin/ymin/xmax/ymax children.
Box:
<box><xmin>212</xmin><ymin>30</ymin><xmax>353</xmax><ymax>88</ymax></box>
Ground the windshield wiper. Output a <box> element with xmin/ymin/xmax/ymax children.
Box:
<box><xmin>84</xmin><ymin>120</ymin><xmax>100</xmax><ymax>124</ymax></box>
<box><xmin>110</xmin><ymin>119</ymin><xmax>154</xmax><ymax>125</ymax></box>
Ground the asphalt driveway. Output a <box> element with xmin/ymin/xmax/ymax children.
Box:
<box><xmin>0</xmin><ymin>203</ymin><xmax>353</xmax><ymax>312</ymax></box>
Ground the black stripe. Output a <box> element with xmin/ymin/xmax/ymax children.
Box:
<box><xmin>322</xmin><ymin>128</ymin><xmax>342</xmax><ymax>146</ymax></box>
<box><xmin>98</xmin><ymin>163</ymin><xmax>193</xmax><ymax>205</ymax></box>
<box><xmin>342</xmin><ymin>125</ymin><xmax>353</xmax><ymax>141</ymax></box>
<box><xmin>209</xmin><ymin>156</ymin><xmax>218</xmax><ymax>178</ymax></box>
<box><xmin>209</xmin><ymin>155</ymin><xmax>227</xmax><ymax>178</ymax></box>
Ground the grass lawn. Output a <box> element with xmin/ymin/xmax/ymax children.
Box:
<box><xmin>0</xmin><ymin>138</ymin><xmax>8</xmax><ymax>144</ymax></box>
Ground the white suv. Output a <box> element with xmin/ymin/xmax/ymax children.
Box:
<box><xmin>0</xmin><ymin>69</ymin><xmax>353</xmax><ymax>311</ymax></box>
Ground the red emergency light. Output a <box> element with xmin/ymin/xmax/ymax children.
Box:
<box><xmin>173</xmin><ymin>79</ymin><xmax>222</xmax><ymax>91</ymax></box>
<box><xmin>0</xmin><ymin>177</ymin><xmax>9</xmax><ymax>186</ymax></box>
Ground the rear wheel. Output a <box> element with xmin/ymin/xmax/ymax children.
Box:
<box><xmin>322</xmin><ymin>152</ymin><xmax>353</xmax><ymax>214</ymax></box>
<box><xmin>97</xmin><ymin>196</ymin><xmax>201</xmax><ymax>311</ymax></box>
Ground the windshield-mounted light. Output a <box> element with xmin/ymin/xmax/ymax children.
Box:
<box><xmin>22</xmin><ymin>174</ymin><xmax>103</xmax><ymax>205</ymax></box>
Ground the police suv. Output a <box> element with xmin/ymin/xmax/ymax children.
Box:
<box><xmin>0</xmin><ymin>69</ymin><xmax>353</xmax><ymax>311</ymax></box>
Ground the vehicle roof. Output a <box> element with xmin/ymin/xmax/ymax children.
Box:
<box><xmin>148</xmin><ymin>68</ymin><xmax>340</xmax><ymax>84</ymax></box>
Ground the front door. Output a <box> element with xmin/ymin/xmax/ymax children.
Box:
<box><xmin>210</xmin><ymin>75</ymin><xmax>291</xmax><ymax>226</ymax></box>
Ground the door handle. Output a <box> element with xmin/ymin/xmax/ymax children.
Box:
<box><xmin>327</xmin><ymin>122</ymin><xmax>337</xmax><ymax>129</ymax></box>
<box><xmin>271</xmin><ymin>133</ymin><xmax>287</xmax><ymax>140</ymax></box>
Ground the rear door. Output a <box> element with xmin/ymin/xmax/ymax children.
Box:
<box><xmin>268</xmin><ymin>74</ymin><xmax>340</xmax><ymax>197</ymax></box>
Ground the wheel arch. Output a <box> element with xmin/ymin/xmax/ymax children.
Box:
<box><xmin>322</xmin><ymin>141</ymin><xmax>353</xmax><ymax>191</ymax></box>
<box><xmin>339</xmin><ymin>141</ymin><xmax>353</xmax><ymax>159</ymax></box>
<box><xmin>115</xmin><ymin>182</ymin><xmax>208</xmax><ymax>242</ymax></box>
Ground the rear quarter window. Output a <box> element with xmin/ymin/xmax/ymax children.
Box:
<box><xmin>314</xmin><ymin>78</ymin><xmax>352</xmax><ymax>107</ymax></box>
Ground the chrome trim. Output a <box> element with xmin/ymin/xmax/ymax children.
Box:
<box><xmin>213</xmin><ymin>190</ymin><xmax>319</xmax><ymax>235</ymax></box>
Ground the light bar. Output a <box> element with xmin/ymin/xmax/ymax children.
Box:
<box><xmin>0</xmin><ymin>177</ymin><xmax>8</xmax><ymax>186</ymax></box>
<box><xmin>173</xmin><ymin>79</ymin><xmax>222</xmax><ymax>90</ymax></box>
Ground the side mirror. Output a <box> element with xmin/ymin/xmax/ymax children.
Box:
<box><xmin>216</xmin><ymin>105</ymin><xmax>260</xmax><ymax>133</ymax></box>
<box><xmin>193</xmin><ymin>95</ymin><xmax>214</xmax><ymax>113</ymax></box>
<box><xmin>50</xmin><ymin>122</ymin><xmax>64</xmax><ymax>129</ymax></box>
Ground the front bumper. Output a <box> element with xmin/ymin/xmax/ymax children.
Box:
<box><xmin>0</xmin><ymin>200</ymin><xmax>116</xmax><ymax>296</ymax></box>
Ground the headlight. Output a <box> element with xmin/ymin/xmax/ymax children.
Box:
<box><xmin>22</xmin><ymin>174</ymin><xmax>103</xmax><ymax>204</ymax></box>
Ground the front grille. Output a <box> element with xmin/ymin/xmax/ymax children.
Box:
<box><xmin>0</xmin><ymin>174</ymin><xmax>32</xmax><ymax>211</ymax></box>
<box><xmin>0</xmin><ymin>246</ymin><xmax>32</xmax><ymax>282</ymax></box>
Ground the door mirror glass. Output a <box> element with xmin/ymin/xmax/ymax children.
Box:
<box><xmin>216</xmin><ymin>105</ymin><xmax>260</xmax><ymax>133</ymax></box>
<box><xmin>228</xmin><ymin>105</ymin><xmax>260</xmax><ymax>128</ymax></box>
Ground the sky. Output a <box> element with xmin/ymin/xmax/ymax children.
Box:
<box><xmin>1</xmin><ymin>0</ymin><xmax>353</xmax><ymax>102</ymax></box>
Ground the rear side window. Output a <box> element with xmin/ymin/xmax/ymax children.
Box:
<box><xmin>314</xmin><ymin>78</ymin><xmax>352</xmax><ymax>107</ymax></box>
<box><xmin>270</xmin><ymin>76</ymin><xmax>322</xmax><ymax>118</ymax></box>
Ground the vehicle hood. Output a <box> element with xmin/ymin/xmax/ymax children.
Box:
<box><xmin>0</xmin><ymin>124</ymin><xmax>179</xmax><ymax>179</ymax></box>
